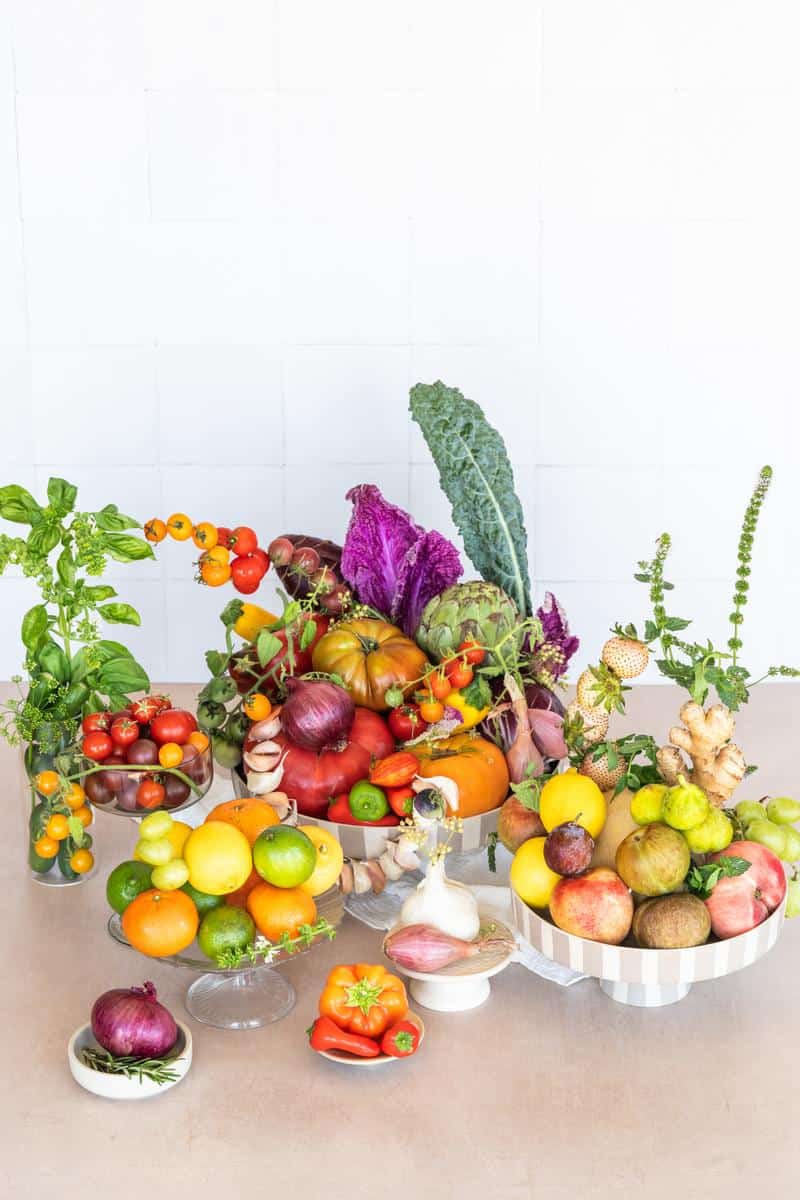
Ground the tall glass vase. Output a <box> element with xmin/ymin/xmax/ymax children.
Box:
<box><xmin>25</xmin><ymin>719</ymin><xmax>89</xmax><ymax>886</ymax></box>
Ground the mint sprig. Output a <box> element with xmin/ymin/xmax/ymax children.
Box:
<box><xmin>686</xmin><ymin>854</ymin><xmax>751</xmax><ymax>899</ymax></box>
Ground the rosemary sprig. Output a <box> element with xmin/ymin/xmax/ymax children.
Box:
<box><xmin>215</xmin><ymin>916</ymin><xmax>337</xmax><ymax>969</ymax></box>
<box><xmin>81</xmin><ymin>1047</ymin><xmax>181</xmax><ymax>1085</ymax></box>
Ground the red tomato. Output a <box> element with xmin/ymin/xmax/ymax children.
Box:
<box><xmin>387</xmin><ymin>704</ymin><xmax>428</xmax><ymax>742</ymax></box>
<box><xmin>110</xmin><ymin>717</ymin><xmax>140</xmax><ymax>749</ymax></box>
<box><xmin>246</xmin><ymin>708</ymin><xmax>394</xmax><ymax>819</ymax></box>
<box><xmin>385</xmin><ymin>785</ymin><xmax>415</xmax><ymax>818</ymax></box>
<box><xmin>228</xmin><ymin>616</ymin><xmax>329</xmax><ymax>696</ymax></box>
<box><xmin>216</xmin><ymin>526</ymin><xmax>233</xmax><ymax>548</ymax></box>
<box><xmin>251</xmin><ymin>547</ymin><xmax>270</xmax><ymax>575</ymax></box>
<box><xmin>109</xmin><ymin>708</ymin><xmax>134</xmax><ymax>723</ymax></box>
<box><xmin>446</xmin><ymin>661</ymin><xmax>474</xmax><ymax>689</ymax></box>
<box><xmin>230</xmin><ymin>525</ymin><xmax>258</xmax><ymax>555</ymax></box>
<box><xmin>136</xmin><ymin>779</ymin><xmax>166</xmax><ymax>810</ymax></box>
<box><xmin>131</xmin><ymin>696</ymin><xmax>162</xmax><ymax>723</ymax></box>
<box><xmin>457</xmin><ymin>639</ymin><xmax>486</xmax><ymax>665</ymax></box>
<box><xmin>82</xmin><ymin>731</ymin><xmax>113</xmax><ymax>762</ymax></box>
<box><xmin>149</xmin><ymin>708</ymin><xmax>198</xmax><ymax>746</ymax></box>
<box><xmin>82</xmin><ymin>712</ymin><xmax>110</xmax><ymax>734</ymax></box>
<box><xmin>231</xmin><ymin>554</ymin><xmax>264</xmax><ymax>594</ymax></box>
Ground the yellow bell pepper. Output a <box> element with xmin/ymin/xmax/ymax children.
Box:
<box><xmin>233</xmin><ymin>602</ymin><xmax>279</xmax><ymax>642</ymax></box>
<box><xmin>445</xmin><ymin>689</ymin><xmax>490</xmax><ymax>730</ymax></box>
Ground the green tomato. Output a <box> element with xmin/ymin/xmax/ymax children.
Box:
<box><xmin>139</xmin><ymin>810</ymin><xmax>174</xmax><ymax>841</ymax></box>
<box><xmin>134</xmin><ymin>836</ymin><xmax>174</xmax><ymax>867</ymax></box>
<box><xmin>766</xmin><ymin>797</ymin><xmax>800</xmax><ymax>826</ymax></box>
<box><xmin>224</xmin><ymin>711</ymin><xmax>250</xmax><ymax>744</ymax></box>
<box><xmin>348</xmin><ymin>779</ymin><xmax>389</xmax><ymax>822</ymax></box>
<box><xmin>151</xmin><ymin>858</ymin><xmax>190</xmax><ymax>890</ymax></box>
<box><xmin>747</xmin><ymin>819</ymin><xmax>788</xmax><ymax>859</ymax></box>
<box><xmin>197</xmin><ymin>700</ymin><xmax>227</xmax><ymax>732</ymax></box>
<box><xmin>785</xmin><ymin>879</ymin><xmax>800</xmax><ymax>919</ymax></box>
<box><xmin>779</xmin><ymin>826</ymin><xmax>800</xmax><ymax>864</ymax></box>
<box><xmin>735</xmin><ymin>800</ymin><xmax>766</xmax><ymax>827</ymax></box>
<box><xmin>205</xmin><ymin>677</ymin><xmax>238</xmax><ymax>704</ymax></box>
<box><xmin>211</xmin><ymin>735</ymin><xmax>242</xmax><ymax>770</ymax></box>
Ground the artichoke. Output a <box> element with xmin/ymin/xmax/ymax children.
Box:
<box><xmin>416</xmin><ymin>581</ymin><xmax>521</xmax><ymax>664</ymax></box>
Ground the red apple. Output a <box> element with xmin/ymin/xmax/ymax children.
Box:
<box><xmin>549</xmin><ymin>867</ymin><xmax>633</xmax><ymax>945</ymax></box>
<box><xmin>705</xmin><ymin>840</ymin><xmax>786</xmax><ymax>939</ymax></box>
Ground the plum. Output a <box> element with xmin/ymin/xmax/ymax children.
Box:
<box><xmin>543</xmin><ymin>821</ymin><xmax>594</xmax><ymax>877</ymax></box>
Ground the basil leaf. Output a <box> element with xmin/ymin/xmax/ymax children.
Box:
<box><xmin>56</xmin><ymin>548</ymin><xmax>76</xmax><ymax>587</ymax></box>
<box><xmin>96</xmin><ymin>657</ymin><xmax>150</xmax><ymax>694</ymax></box>
<box><xmin>27</xmin><ymin>522</ymin><xmax>61</xmax><ymax>556</ymax></box>
<box><xmin>97</xmin><ymin>603</ymin><xmax>141</xmax><ymax>626</ymax></box>
<box><xmin>83</xmin><ymin>585</ymin><xmax>117</xmax><ymax>602</ymax></box>
<box><xmin>94</xmin><ymin>504</ymin><xmax>139</xmax><ymax>532</ymax></box>
<box><xmin>257</xmin><ymin>630</ymin><xmax>282</xmax><ymax>667</ymax></box>
<box><xmin>21</xmin><ymin>604</ymin><xmax>49</xmax><ymax>650</ymax></box>
<box><xmin>0</xmin><ymin>484</ymin><xmax>41</xmax><ymax>524</ymax></box>
<box><xmin>410</xmin><ymin>381</ymin><xmax>532</xmax><ymax>617</ymax></box>
<box><xmin>47</xmin><ymin>477</ymin><xmax>78</xmax><ymax>517</ymax></box>
<box><xmin>101</xmin><ymin>532</ymin><xmax>154</xmax><ymax>563</ymax></box>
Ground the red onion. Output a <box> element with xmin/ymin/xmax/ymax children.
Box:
<box><xmin>91</xmin><ymin>982</ymin><xmax>177</xmax><ymax>1058</ymax></box>
<box><xmin>281</xmin><ymin>677</ymin><xmax>355</xmax><ymax>751</ymax></box>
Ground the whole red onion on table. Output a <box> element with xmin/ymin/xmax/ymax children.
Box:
<box><xmin>91</xmin><ymin>982</ymin><xmax>177</xmax><ymax>1058</ymax></box>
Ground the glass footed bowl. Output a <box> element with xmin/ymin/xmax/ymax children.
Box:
<box><xmin>107</xmin><ymin>886</ymin><xmax>344</xmax><ymax>1030</ymax></box>
<box><xmin>84</xmin><ymin>744</ymin><xmax>213</xmax><ymax>817</ymax></box>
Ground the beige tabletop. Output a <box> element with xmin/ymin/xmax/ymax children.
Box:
<box><xmin>2</xmin><ymin>682</ymin><xmax>798</xmax><ymax>1199</ymax></box>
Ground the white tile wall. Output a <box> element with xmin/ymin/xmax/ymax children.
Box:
<box><xmin>1</xmin><ymin>0</ymin><xmax>799</xmax><ymax>683</ymax></box>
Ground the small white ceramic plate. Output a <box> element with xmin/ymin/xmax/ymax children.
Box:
<box><xmin>67</xmin><ymin>1022</ymin><xmax>192</xmax><ymax>1099</ymax></box>
<box><xmin>314</xmin><ymin>1011</ymin><xmax>424</xmax><ymax>1067</ymax></box>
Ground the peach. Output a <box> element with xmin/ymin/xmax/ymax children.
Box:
<box><xmin>497</xmin><ymin>794</ymin><xmax>546</xmax><ymax>853</ymax></box>
<box><xmin>549</xmin><ymin>866</ymin><xmax>633</xmax><ymax>945</ymax></box>
<box><xmin>705</xmin><ymin>839</ymin><xmax>786</xmax><ymax>939</ymax></box>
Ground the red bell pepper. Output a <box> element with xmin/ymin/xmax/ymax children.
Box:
<box><xmin>327</xmin><ymin>794</ymin><xmax>400</xmax><ymax>827</ymax></box>
<box><xmin>385</xmin><ymin>785</ymin><xmax>414</xmax><ymax>818</ymax></box>
<box><xmin>307</xmin><ymin>1015</ymin><xmax>381</xmax><ymax>1057</ymax></box>
<box><xmin>380</xmin><ymin>1020</ymin><xmax>420</xmax><ymax>1058</ymax></box>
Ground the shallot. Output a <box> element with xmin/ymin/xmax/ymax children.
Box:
<box><xmin>384</xmin><ymin>925</ymin><xmax>516</xmax><ymax>973</ymax></box>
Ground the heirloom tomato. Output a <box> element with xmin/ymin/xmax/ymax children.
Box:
<box><xmin>311</xmin><ymin>618</ymin><xmax>426</xmax><ymax>711</ymax></box>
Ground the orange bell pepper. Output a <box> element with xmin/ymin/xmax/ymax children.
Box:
<box><xmin>319</xmin><ymin>963</ymin><xmax>408</xmax><ymax>1038</ymax></box>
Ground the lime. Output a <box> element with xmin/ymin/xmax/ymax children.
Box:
<box><xmin>151</xmin><ymin>858</ymin><xmax>190</xmax><ymax>890</ymax></box>
<box><xmin>106</xmin><ymin>860</ymin><xmax>153</xmax><ymax>915</ymax></box>
<box><xmin>181</xmin><ymin>880</ymin><xmax>224</xmax><ymax>916</ymax></box>
<box><xmin>197</xmin><ymin>905</ymin><xmax>255</xmax><ymax>961</ymax></box>
<box><xmin>139</xmin><ymin>811</ymin><xmax>174</xmax><ymax>840</ymax></box>
<box><xmin>253</xmin><ymin>825</ymin><xmax>317</xmax><ymax>888</ymax></box>
<box><xmin>134</xmin><ymin>836</ymin><xmax>174</xmax><ymax>866</ymax></box>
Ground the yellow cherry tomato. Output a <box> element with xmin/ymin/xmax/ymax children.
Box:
<box><xmin>46</xmin><ymin>813</ymin><xmax>70</xmax><ymax>841</ymax></box>
<box><xmin>418</xmin><ymin>698</ymin><xmax>444</xmax><ymax>723</ymax></box>
<box><xmin>158</xmin><ymin>742</ymin><xmax>183</xmax><ymax>769</ymax></box>
<box><xmin>144</xmin><ymin>518</ymin><xmax>167</xmax><ymax>543</ymax></box>
<box><xmin>35</xmin><ymin>770</ymin><xmax>60</xmax><ymax>796</ymax></box>
<box><xmin>200</xmin><ymin>560</ymin><xmax>231</xmax><ymax>587</ymax></box>
<box><xmin>69</xmin><ymin>849</ymin><xmax>94</xmax><ymax>874</ymax></box>
<box><xmin>73</xmin><ymin>804</ymin><xmax>93</xmax><ymax>828</ymax></box>
<box><xmin>243</xmin><ymin>693</ymin><xmax>272</xmax><ymax>722</ymax></box>
<box><xmin>64</xmin><ymin>782</ymin><xmax>86</xmax><ymax>811</ymax></box>
<box><xmin>188</xmin><ymin>731</ymin><xmax>209</xmax><ymax>753</ymax></box>
<box><xmin>192</xmin><ymin>522</ymin><xmax>218</xmax><ymax>550</ymax></box>
<box><xmin>202</xmin><ymin>545</ymin><xmax>230</xmax><ymax>566</ymax></box>
<box><xmin>167</xmin><ymin>512</ymin><xmax>193</xmax><ymax>541</ymax></box>
<box><xmin>34</xmin><ymin>835</ymin><xmax>59</xmax><ymax>859</ymax></box>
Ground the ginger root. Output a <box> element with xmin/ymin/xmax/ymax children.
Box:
<box><xmin>656</xmin><ymin>701</ymin><xmax>746</xmax><ymax>808</ymax></box>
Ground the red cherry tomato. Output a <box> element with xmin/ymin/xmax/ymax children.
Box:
<box><xmin>82</xmin><ymin>712</ymin><xmax>110</xmax><ymax>734</ymax></box>
<box><xmin>131</xmin><ymin>696</ymin><xmax>162</xmax><ymax>723</ymax></box>
<box><xmin>387</xmin><ymin>704</ymin><xmax>428</xmax><ymax>742</ymax></box>
<box><xmin>426</xmin><ymin>670</ymin><xmax>452</xmax><ymax>701</ymax></box>
<box><xmin>250</xmin><ymin>547</ymin><xmax>270</xmax><ymax>575</ymax></box>
<box><xmin>445</xmin><ymin>661</ymin><xmax>474</xmax><ymax>689</ymax></box>
<box><xmin>230</xmin><ymin>554</ymin><xmax>264</xmax><ymax>594</ymax></box>
<box><xmin>229</xmin><ymin>526</ymin><xmax>258</xmax><ymax>555</ymax></box>
<box><xmin>457</xmin><ymin>639</ymin><xmax>486</xmax><ymax>665</ymax></box>
<box><xmin>385</xmin><ymin>785</ymin><xmax>415</xmax><ymax>818</ymax></box>
<box><xmin>110</xmin><ymin>717</ymin><xmax>140</xmax><ymax>749</ymax></box>
<box><xmin>149</xmin><ymin>708</ymin><xmax>198</xmax><ymax>746</ymax></box>
<box><xmin>216</xmin><ymin>526</ymin><xmax>233</xmax><ymax>549</ymax></box>
<box><xmin>136</xmin><ymin>779</ymin><xmax>166</xmax><ymax>810</ymax></box>
<box><xmin>82</xmin><ymin>731</ymin><xmax>113</xmax><ymax>762</ymax></box>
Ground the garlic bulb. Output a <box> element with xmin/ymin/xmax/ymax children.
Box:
<box><xmin>399</xmin><ymin>857</ymin><xmax>480</xmax><ymax>941</ymax></box>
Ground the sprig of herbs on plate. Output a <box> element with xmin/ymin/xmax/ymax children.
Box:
<box><xmin>0</xmin><ymin>478</ymin><xmax>152</xmax><ymax>747</ymax></box>
<box><xmin>81</xmin><ymin>1047</ymin><xmax>181</xmax><ymax>1086</ymax></box>
<box><xmin>686</xmin><ymin>855</ymin><xmax>751</xmax><ymax>900</ymax></box>
<box><xmin>214</xmin><ymin>917</ymin><xmax>337</xmax><ymax>970</ymax></box>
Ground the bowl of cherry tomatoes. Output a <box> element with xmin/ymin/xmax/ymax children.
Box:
<box><xmin>80</xmin><ymin>695</ymin><xmax>213</xmax><ymax>816</ymax></box>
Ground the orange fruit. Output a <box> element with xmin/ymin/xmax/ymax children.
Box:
<box><xmin>205</xmin><ymin>797</ymin><xmax>279</xmax><ymax>846</ymax></box>
<box><xmin>224</xmin><ymin>866</ymin><xmax>263</xmax><ymax>908</ymax></box>
<box><xmin>246</xmin><ymin>883</ymin><xmax>317</xmax><ymax>942</ymax></box>
<box><xmin>122</xmin><ymin>889</ymin><xmax>199</xmax><ymax>957</ymax></box>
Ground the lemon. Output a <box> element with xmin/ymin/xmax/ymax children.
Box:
<box><xmin>510</xmin><ymin>837</ymin><xmax>562</xmax><ymax>908</ymax></box>
<box><xmin>298</xmin><ymin>825</ymin><xmax>344</xmax><ymax>896</ymax></box>
<box><xmin>184</xmin><ymin>820</ymin><xmax>252</xmax><ymax>896</ymax></box>
<box><xmin>539</xmin><ymin>769</ymin><xmax>607</xmax><ymax>838</ymax></box>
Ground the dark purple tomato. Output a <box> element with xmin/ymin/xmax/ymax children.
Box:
<box><xmin>163</xmin><ymin>773</ymin><xmax>190</xmax><ymax>808</ymax></box>
<box><xmin>125</xmin><ymin>738</ymin><xmax>159</xmax><ymax>766</ymax></box>
<box><xmin>83</xmin><ymin>772</ymin><xmax>114</xmax><ymax>806</ymax></box>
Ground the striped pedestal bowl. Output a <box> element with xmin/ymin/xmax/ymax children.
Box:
<box><xmin>511</xmin><ymin>888</ymin><xmax>787</xmax><ymax>1007</ymax></box>
<box><xmin>231</xmin><ymin>766</ymin><xmax>500</xmax><ymax>862</ymax></box>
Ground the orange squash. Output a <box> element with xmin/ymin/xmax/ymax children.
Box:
<box><xmin>414</xmin><ymin>733</ymin><xmax>509</xmax><ymax>818</ymax></box>
<box><xmin>311</xmin><ymin>618</ymin><xmax>426</xmax><ymax>711</ymax></box>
